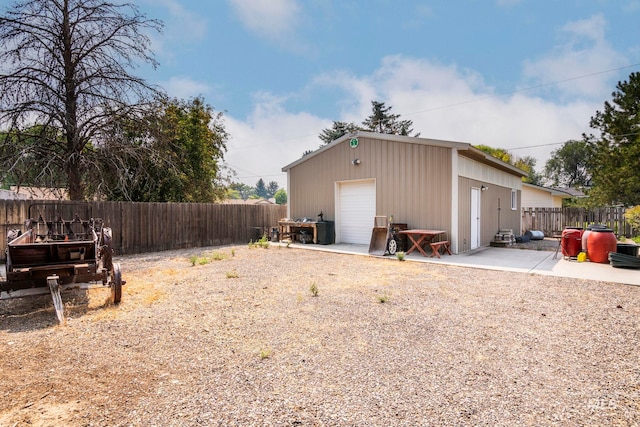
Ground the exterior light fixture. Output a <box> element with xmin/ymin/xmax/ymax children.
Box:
<box><xmin>352</xmin><ymin>158</ymin><xmax>361</xmax><ymax>165</ymax></box>
<box><xmin>481</xmin><ymin>185</ymin><xmax>488</xmax><ymax>191</ymax></box>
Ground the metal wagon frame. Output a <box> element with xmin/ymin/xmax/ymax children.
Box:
<box><xmin>1</xmin><ymin>203</ymin><xmax>123</xmax><ymax>323</ymax></box>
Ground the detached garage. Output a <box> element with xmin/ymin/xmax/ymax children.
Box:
<box><xmin>282</xmin><ymin>131</ymin><xmax>526</xmax><ymax>254</ymax></box>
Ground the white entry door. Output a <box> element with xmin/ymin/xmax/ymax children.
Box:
<box><xmin>470</xmin><ymin>187</ymin><xmax>481</xmax><ymax>250</ymax></box>
<box><xmin>337</xmin><ymin>180</ymin><xmax>376</xmax><ymax>244</ymax></box>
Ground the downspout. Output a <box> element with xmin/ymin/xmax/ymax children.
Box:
<box><xmin>286</xmin><ymin>170</ymin><xmax>291</xmax><ymax>219</ymax></box>
<box><xmin>450</xmin><ymin>148</ymin><xmax>459</xmax><ymax>254</ymax></box>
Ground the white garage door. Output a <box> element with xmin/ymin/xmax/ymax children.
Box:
<box><xmin>338</xmin><ymin>180</ymin><xmax>376</xmax><ymax>244</ymax></box>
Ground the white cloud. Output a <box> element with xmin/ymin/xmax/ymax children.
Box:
<box><xmin>161</xmin><ymin>76</ymin><xmax>212</xmax><ymax>99</ymax></box>
<box><xmin>336</xmin><ymin>55</ymin><xmax>595</xmax><ymax>165</ymax></box>
<box><xmin>522</xmin><ymin>15</ymin><xmax>628</xmax><ymax>99</ymax></box>
<box><xmin>224</xmin><ymin>92</ymin><xmax>328</xmax><ymax>188</ymax></box>
<box><xmin>227</xmin><ymin>0</ymin><xmax>302</xmax><ymax>43</ymax></box>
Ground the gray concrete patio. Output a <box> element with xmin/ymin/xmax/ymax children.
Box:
<box><xmin>284</xmin><ymin>242</ymin><xmax>639</xmax><ymax>286</ymax></box>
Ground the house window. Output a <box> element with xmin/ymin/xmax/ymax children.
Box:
<box><xmin>511</xmin><ymin>189</ymin><xmax>517</xmax><ymax>210</ymax></box>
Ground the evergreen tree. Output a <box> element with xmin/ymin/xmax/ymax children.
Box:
<box><xmin>361</xmin><ymin>101</ymin><xmax>419</xmax><ymax>136</ymax></box>
<box><xmin>587</xmin><ymin>72</ymin><xmax>640</xmax><ymax>206</ymax></box>
<box><xmin>255</xmin><ymin>178</ymin><xmax>268</xmax><ymax>199</ymax></box>
<box><xmin>317</xmin><ymin>100</ymin><xmax>419</xmax><ymax>146</ymax></box>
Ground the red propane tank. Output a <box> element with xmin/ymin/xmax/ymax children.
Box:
<box><xmin>586</xmin><ymin>228</ymin><xmax>617</xmax><ymax>264</ymax></box>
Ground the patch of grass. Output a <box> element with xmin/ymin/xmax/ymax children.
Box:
<box><xmin>633</xmin><ymin>236</ymin><xmax>640</xmax><ymax>244</ymax></box>
<box><xmin>259</xmin><ymin>348</ymin><xmax>272</xmax><ymax>359</ymax></box>
<box><xmin>396</xmin><ymin>251</ymin><xmax>406</xmax><ymax>261</ymax></box>
<box><xmin>189</xmin><ymin>252</ymin><xmax>227</xmax><ymax>266</ymax></box>
<box><xmin>248</xmin><ymin>233</ymin><xmax>270</xmax><ymax>249</ymax></box>
<box><xmin>376</xmin><ymin>294</ymin><xmax>389</xmax><ymax>303</ymax></box>
<box><xmin>231</xmin><ymin>249</ymin><xmax>235</xmax><ymax>257</ymax></box>
<box><xmin>310</xmin><ymin>282</ymin><xmax>319</xmax><ymax>297</ymax></box>
<box><xmin>211</xmin><ymin>252</ymin><xmax>226</xmax><ymax>261</ymax></box>
<box><xmin>226</xmin><ymin>270</ymin><xmax>239</xmax><ymax>279</ymax></box>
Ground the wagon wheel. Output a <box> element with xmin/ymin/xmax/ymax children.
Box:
<box><xmin>387</xmin><ymin>238</ymin><xmax>398</xmax><ymax>255</ymax></box>
<box><xmin>100</xmin><ymin>227</ymin><xmax>114</xmax><ymax>272</ymax></box>
<box><xmin>111</xmin><ymin>263</ymin><xmax>122</xmax><ymax>304</ymax></box>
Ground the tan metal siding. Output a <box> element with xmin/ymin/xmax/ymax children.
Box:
<box><xmin>288</xmin><ymin>137</ymin><xmax>452</xmax><ymax>231</ymax></box>
<box><xmin>457</xmin><ymin>177</ymin><xmax>521</xmax><ymax>252</ymax></box>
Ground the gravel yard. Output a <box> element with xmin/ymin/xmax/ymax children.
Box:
<box><xmin>1</xmin><ymin>244</ymin><xmax>639</xmax><ymax>426</ymax></box>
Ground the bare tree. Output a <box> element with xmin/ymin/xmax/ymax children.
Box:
<box><xmin>0</xmin><ymin>0</ymin><xmax>163</xmax><ymax>200</ymax></box>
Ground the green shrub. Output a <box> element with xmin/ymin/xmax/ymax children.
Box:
<box><xmin>248</xmin><ymin>233</ymin><xmax>270</xmax><ymax>249</ymax></box>
<box><xmin>310</xmin><ymin>282</ymin><xmax>319</xmax><ymax>297</ymax></box>
<box><xmin>624</xmin><ymin>205</ymin><xmax>640</xmax><ymax>235</ymax></box>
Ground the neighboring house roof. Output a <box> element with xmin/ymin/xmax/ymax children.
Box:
<box><xmin>282</xmin><ymin>131</ymin><xmax>527</xmax><ymax>178</ymax></box>
<box><xmin>522</xmin><ymin>183</ymin><xmax>574</xmax><ymax>199</ymax></box>
<box><xmin>222</xmin><ymin>198</ymin><xmax>276</xmax><ymax>205</ymax></box>
<box><xmin>553</xmin><ymin>187</ymin><xmax>587</xmax><ymax>198</ymax></box>
<box><xmin>10</xmin><ymin>186</ymin><xmax>68</xmax><ymax>200</ymax></box>
<box><xmin>0</xmin><ymin>188</ymin><xmax>29</xmax><ymax>200</ymax></box>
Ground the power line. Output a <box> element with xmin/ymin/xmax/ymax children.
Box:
<box><xmin>402</xmin><ymin>63</ymin><xmax>640</xmax><ymax>117</ymax></box>
<box><xmin>275</xmin><ymin>63</ymin><xmax>640</xmax><ymax>144</ymax></box>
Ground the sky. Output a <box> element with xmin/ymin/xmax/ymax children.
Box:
<box><xmin>23</xmin><ymin>0</ymin><xmax>640</xmax><ymax>189</ymax></box>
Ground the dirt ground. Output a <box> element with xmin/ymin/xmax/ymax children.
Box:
<box><xmin>1</xmin><ymin>243</ymin><xmax>638</xmax><ymax>426</ymax></box>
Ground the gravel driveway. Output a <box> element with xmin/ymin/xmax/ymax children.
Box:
<box><xmin>1</xmin><ymin>244</ymin><xmax>639</xmax><ymax>426</ymax></box>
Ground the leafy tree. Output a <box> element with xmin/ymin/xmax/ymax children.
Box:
<box><xmin>319</xmin><ymin>121</ymin><xmax>360</xmax><ymax>144</ymax></box>
<box><xmin>255</xmin><ymin>178</ymin><xmax>267</xmax><ymax>199</ymax></box>
<box><xmin>228</xmin><ymin>182</ymin><xmax>254</xmax><ymax>200</ymax></box>
<box><xmin>274</xmin><ymin>188</ymin><xmax>287</xmax><ymax>205</ymax></box>
<box><xmin>475</xmin><ymin>145</ymin><xmax>543</xmax><ymax>184</ymax></box>
<box><xmin>0</xmin><ymin>0</ymin><xmax>162</xmax><ymax>200</ymax></box>
<box><xmin>475</xmin><ymin>145</ymin><xmax>512</xmax><ymax>164</ymax></box>
<box><xmin>0</xmin><ymin>126</ymin><xmax>67</xmax><ymax>189</ymax></box>
<box><xmin>266</xmin><ymin>181</ymin><xmax>279</xmax><ymax>199</ymax></box>
<box><xmin>514</xmin><ymin>156</ymin><xmax>543</xmax><ymax>185</ymax></box>
<box><xmin>544</xmin><ymin>139</ymin><xmax>591</xmax><ymax>188</ymax></box>
<box><xmin>586</xmin><ymin>72</ymin><xmax>640</xmax><ymax>206</ymax></box>
<box><xmin>95</xmin><ymin>97</ymin><xmax>228</xmax><ymax>202</ymax></box>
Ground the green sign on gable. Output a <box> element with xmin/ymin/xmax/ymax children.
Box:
<box><xmin>349</xmin><ymin>138</ymin><xmax>359</xmax><ymax>148</ymax></box>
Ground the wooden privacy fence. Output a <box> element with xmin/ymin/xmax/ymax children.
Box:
<box><xmin>0</xmin><ymin>200</ymin><xmax>287</xmax><ymax>263</ymax></box>
<box><xmin>521</xmin><ymin>206</ymin><xmax>635</xmax><ymax>237</ymax></box>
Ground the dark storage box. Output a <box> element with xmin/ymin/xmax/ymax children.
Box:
<box><xmin>316</xmin><ymin>221</ymin><xmax>335</xmax><ymax>245</ymax></box>
<box><xmin>617</xmin><ymin>243</ymin><xmax>639</xmax><ymax>257</ymax></box>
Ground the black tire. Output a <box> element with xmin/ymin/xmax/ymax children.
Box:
<box><xmin>387</xmin><ymin>238</ymin><xmax>397</xmax><ymax>255</ymax></box>
<box><xmin>111</xmin><ymin>263</ymin><xmax>122</xmax><ymax>304</ymax></box>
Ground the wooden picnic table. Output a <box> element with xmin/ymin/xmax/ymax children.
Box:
<box><xmin>398</xmin><ymin>229</ymin><xmax>451</xmax><ymax>258</ymax></box>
